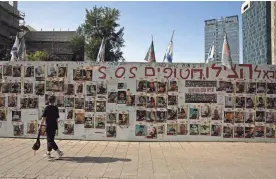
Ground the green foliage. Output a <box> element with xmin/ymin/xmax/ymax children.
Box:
<box><xmin>76</xmin><ymin>6</ymin><xmax>125</xmax><ymax>62</ymax></box>
<box><xmin>27</xmin><ymin>51</ymin><xmax>48</xmax><ymax>61</ymax></box>
<box><xmin>68</xmin><ymin>35</ymin><xmax>85</xmax><ymax>54</ymax></box>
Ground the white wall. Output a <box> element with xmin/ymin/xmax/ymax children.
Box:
<box><xmin>0</xmin><ymin>61</ymin><xmax>276</xmax><ymax>142</ymax></box>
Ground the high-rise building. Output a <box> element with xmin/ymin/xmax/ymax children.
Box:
<box><xmin>272</xmin><ymin>2</ymin><xmax>276</xmax><ymax>64</ymax></box>
<box><xmin>242</xmin><ymin>1</ymin><xmax>276</xmax><ymax>64</ymax></box>
<box><xmin>0</xmin><ymin>1</ymin><xmax>24</xmax><ymax>49</ymax></box>
<box><xmin>204</xmin><ymin>16</ymin><xmax>239</xmax><ymax>64</ymax></box>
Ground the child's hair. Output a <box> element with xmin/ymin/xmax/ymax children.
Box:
<box><xmin>49</xmin><ymin>96</ymin><xmax>56</xmax><ymax>104</ymax></box>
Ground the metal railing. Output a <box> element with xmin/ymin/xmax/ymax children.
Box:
<box><xmin>19</xmin><ymin>11</ymin><xmax>25</xmax><ymax>19</ymax></box>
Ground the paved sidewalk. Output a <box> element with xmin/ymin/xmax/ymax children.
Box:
<box><xmin>0</xmin><ymin>138</ymin><xmax>275</xmax><ymax>179</ymax></box>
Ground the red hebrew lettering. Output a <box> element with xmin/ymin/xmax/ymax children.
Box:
<box><xmin>239</xmin><ymin>64</ymin><xmax>253</xmax><ymax>79</ymax></box>
<box><xmin>180</xmin><ymin>69</ymin><xmax>190</xmax><ymax>79</ymax></box>
<box><xmin>98</xmin><ymin>66</ymin><xmax>107</xmax><ymax>79</ymax></box>
<box><xmin>191</xmin><ymin>69</ymin><xmax>203</xmax><ymax>79</ymax></box>
<box><xmin>145</xmin><ymin>67</ymin><xmax>155</xmax><ymax>77</ymax></box>
<box><xmin>173</xmin><ymin>68</ymin><xmax>177</xmax><ymax>78</ymax></box>
<box><xmin>263</xmin><ymin>70</ymin><xmax>274</xmax><ymax>79</ymax></box>
<box><xmin>129</xmin><ymin>67</ymin><xmax>137</xmax><ymax>78</ymax></box>
<box><xmin>254</xmin><ymin>65</ymin><xmax>261</xmax><ymax>78</ymax></box>
<box><xmin>239</xmin><ymin>68</ymin><xmax>244</xmax><ymax>78</ymax></box>
<box><xmin>211</xmin><ymin>64</ymin><xmax>222</xmax><ymax>77</ymax></box>
<box><xmin>115</xmin><ymin>67</ymin><xmax>126</xmax><ymax>78</ymax></box>
<box><xmin>227</xmin><ymin>64</ymin><xmax>239</xmax><ymax>79</ymax></box>
<box><xmin>205</xmin><ymin>67</ymin><xmax>209</xmax><ymax>79</ymax></box>
<box><xmin>163</xmin><ymin>68</ymin><xmax>173</xmax><ymax>78</ymax></box>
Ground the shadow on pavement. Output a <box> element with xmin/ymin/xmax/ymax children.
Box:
<box><xmin>59</xmin><ymin>156</ymin><xmax>131</xmax><ymax>163</ymax></box>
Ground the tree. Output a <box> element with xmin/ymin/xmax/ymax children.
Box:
<box><xmin>27</xmin><ymin>51</ymin><xmax>48</xmax><ymax>61</ymax></box>
<box><xmin>68</xmin><ymin>35</ymin><xmax>85</xmax><ymax>61</ymax></box>
<box><xmin>0</xmin><ymin>48</ymin><xmax>10</xmax><ymax>61</ymax></box>
<box><xmin>76</xmin><ymin>6</ymin><xmax>125</xmax><ymax>62</ymax></box>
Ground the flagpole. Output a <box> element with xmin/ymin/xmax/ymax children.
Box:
<box><xmin>170</xmin><ymin>30</ymin><xmax>175</xmax><ymax>42</ymax></box>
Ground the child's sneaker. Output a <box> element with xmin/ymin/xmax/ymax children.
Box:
<box><xmin>43</xmin><ymin>152</ymin><xmax>50</xmax><ymax>157</ymax></box>
<box><xmin>44</xmin><ymin>152</ymin><xmax>52</xmax><ymax>161</ymax></box>
<box><xmin>46</xmin><ymin>154</ymin><xmax>52</xmax><ymax>160</ymax></box>
<box><xmin>55</xmin><ymin>150</ymin><xmax>63</xmax><ymax>159</ymax></box>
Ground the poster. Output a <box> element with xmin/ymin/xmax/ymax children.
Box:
<box><xmin>0</xmin><ymin>61</ymin><xmax>275</xmax><ymax>142</ymax></box>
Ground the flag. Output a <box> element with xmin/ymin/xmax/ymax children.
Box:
<box><xmin>144</xmin><ymin>38</ymin><xmax>156</xmax><ymax>62</ymax></box>
<box><xmin>18</xmin><ymin>33</ymin><xmax>27</xmax><ymax>61</ymax></box>
<box><xmin>96</xmin><ymin>37</ymin><xmax>106</xmax><ymax>62</ymax></box>
<box><xmin>10</xmin><ymin>33</ymin><xmax>20</xmax><ymax>61</ymax></box>
<box><xmin>163</xmin><ymin>30</ymin><xmax>174</xmax><ymax>63</ymax></box>
<box><xmin>163</xmin><ymin>41</ymin><xmax>173</xmax><ymax>63</ymax></box>
<box><xmin>206</xmin><ymin>42</ymin><xmax>214</xmax><ymax>63</ymax></box>
<box><xmin>221</xmin><ymin>32</ymin><xmax>232</xmax><ymax>69</ymax></box>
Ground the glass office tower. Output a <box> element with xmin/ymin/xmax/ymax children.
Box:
<box><xmin>242</xmin><ymin>1</ymin><xmax>276</xmax><ymax>64</ymax></box>
<box><xmin>204</xmin><ymin>16</ymin><xmax>239</xmax><ymax>64</ymax></box>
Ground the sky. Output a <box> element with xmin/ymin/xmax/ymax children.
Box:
<box><xmin>18</xmin><ymin>1</ymin><xmax>243</xmax><ymax>63</ymax></box>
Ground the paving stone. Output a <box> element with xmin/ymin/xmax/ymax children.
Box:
<box><xmin>25</xmin><ymin>174</ymin><xmax>39</xmax><ymax>179</ymax></box>
<box><xmin>119</xmin><ymin>175</ymin><xmax>137</xmax><ymax>179</ymax></box>
<box><xmin>2</xmin><ymin>175</ymin><xmax>13</xmax><ymax>178</ymax></box>
<box><xmin>66</xmin><ymin>177</ymin><xmax>81</xmax><ymax>179</ymax></box>
<box><xmin>36</xmin><ymin>175</ymin><xmax>47</xmax><ymax>179</ymax></box>
<box><xmin>45</xmin><ymin>176</ymin><xmax>59</xmax><ymax>179</ymax></box>
<box><xmin>10</xmin><ymin>174</ymin><xmax>26</xmax><ymax>178</ymax></box>
<box><xmin>1</xmin><ymin>139</ymin><xmax>276</xmax><ymax>179</ymax></box>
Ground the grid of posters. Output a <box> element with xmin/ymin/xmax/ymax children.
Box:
<box><xmin>0</xmin><ymin>62</ymin><xmax>275</xmax><ymax>141</ymax></box>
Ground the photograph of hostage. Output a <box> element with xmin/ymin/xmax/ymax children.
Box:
<box><xmin>39</xmin><ymin>96</ymin><xmax>63</xmax><ymax>160</ymax></box>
